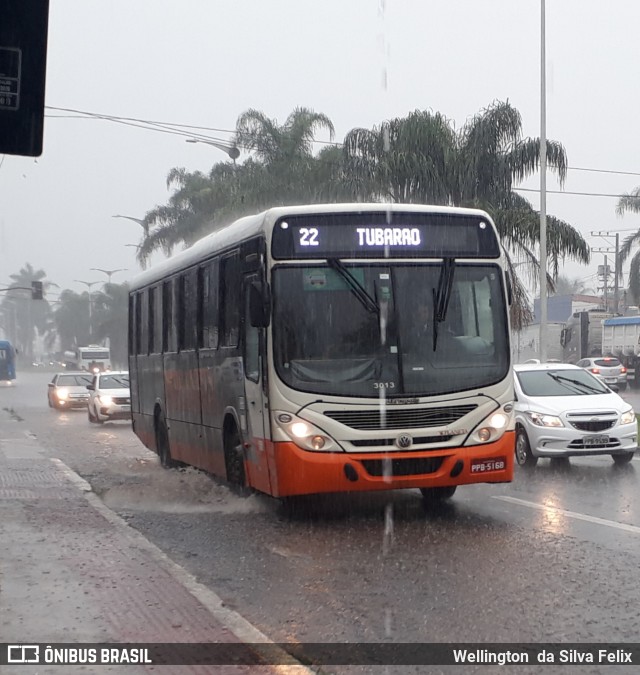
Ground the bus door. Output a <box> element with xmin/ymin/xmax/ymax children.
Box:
<box><xmin>241</xmin><ymin>274</ymin><xmax>272</xmax><ymax>494</ymax></box>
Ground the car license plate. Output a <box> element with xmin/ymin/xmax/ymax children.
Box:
<box><xmin>121</xmin><ymin>405</ymin><xmax>130</xmax><ymax>411</ymax></box>
<box><xmin>584</xmin><ymin>435</ymin><xmax>609</xmax><ymax>446</ymax></box>
<box><xmin>605</xmin><ymin>378</ymin><xmax>616</xmax><ymax>383</ymax></box>
<box><xmin>471</xmin><ymin>457</ymin><xmax>506</xmax><ymax>473</ymax></box>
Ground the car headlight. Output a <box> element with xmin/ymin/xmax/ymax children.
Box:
<box><xmin>620</xmin><ymin>409</ymin><xmax>636</xmax><ymax>425</ymax></box>
<box><xmin>273</xmin><ymin>411</ymin><xmax>341</xmax><ymax>452</ymax></box>
<box><xmin>525</xmin><ymin>411</ymin><xmax>564</xmax><ymax>427</ymax></box>
<box><xmin>98</xmin><ymin>395</ymin><xmax>113</xmax><ymax>406</ymax></box>
<box><xmin>468</xmin><ymin>408</ymin><xmax>512</xmax><ymax>445</ymax></box>
<box><xmin>57</xmin><ymin>388</ymin><xmax>69</xmax><ymax>400</ymax></box>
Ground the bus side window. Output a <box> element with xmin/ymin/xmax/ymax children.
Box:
<box><xmin>221</xmin><ymin>252</ymin><xmax>241</xmax><ymax>347</ymax></box>
<box><xmin>178</xmin><ymin>269</ymin><xmax>197</xmax><ymax>351</ymax></box>
<box><xmin>244</xmin><ymin>282</ymin><xmax>260</xmax><ymax>382</ymax></box>
<box><xmin>198</xmin><ymin>260</ymin><xmax>219</xmax><ymax>349</ymax></box>
<box><xmin>163</xmin><ymin>279</ymin><xmax>177</xmax><ymax>353</ymax></box>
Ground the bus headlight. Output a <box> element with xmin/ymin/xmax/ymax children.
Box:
<box><xmin>468</xmin><ymin>409</ymin><xmax>512</xmax><ymax>445</ymax></box>
<box><xmin>274</xmin><ymin>411</ymin><xmax>340</xmax><ymax>452</ymax></box>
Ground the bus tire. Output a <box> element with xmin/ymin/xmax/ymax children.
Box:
<box><xmin>420</xmin><ymin>485</ymin><xmax>456</xmax><ymax>503</ymax></box>
<box><xmin>224</xmin><ymin>424</ymin><xmax>246</xmax><ymax>488</ymax></box>
<box><xmin>515</xmin><ymin>427</ymin><xmax>538</xmax><ymax>468</ymax></box>
<box><xmin>155</xmin><ymin>411</ymin><xmax>179</xmax><ymax>469</ymax></box>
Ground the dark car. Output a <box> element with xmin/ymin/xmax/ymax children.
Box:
<box><xmin>47</xmin><ymin>372</ymin><xmax>93</xmax><ymax>410</ymax></box>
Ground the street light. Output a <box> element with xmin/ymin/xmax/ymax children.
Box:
<box><xmin>112</xmin><ymin>214</ymin><xmax>149</xmax><ymax>236</ymax></box>
<box><xmin>90</xmin><ymin>268</ymin><xmax>128</xmax><ymax>283</ymax></box>
<box><xmin>74</xmin><ymin>280</ymin><xmax>101</xmax><ymax>341</ymax></box>
<box><xmin>186</xmin><ymin>138</ymin><xmax>240</xmax><ymax>164</ymax></box>
<box><xmin>539</xmin><ymin>0</ymin><xmax>548</xmax><ymax>361</ymax></box>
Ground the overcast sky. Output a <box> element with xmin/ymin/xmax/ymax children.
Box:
<box><xmin>2</xmin><ymin>0</ymin><xmax>640</xmax><ymax>299</ymax></box>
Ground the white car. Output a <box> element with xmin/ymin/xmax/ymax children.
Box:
<box><xmin>87</xmin><ymin>371</ymin><xmax>131</xmax><ymax>424</ymax></box>
<box><xmin>514</xmin><ymin>362</ymin><xmax>637</xmax><ymax>467</ymax></box>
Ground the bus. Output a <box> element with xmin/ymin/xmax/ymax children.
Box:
<box><xmin>0</xmin><ymin>340</ymin><xmax>17</xmax><ymax>383</ymax></box>
<box><xmin>64</xmin><ymin>345</ymin><xmax>112</xmax><ymax>373</ymax></box>
<box><xmin>128</xmin><ymin>204</ymin><xmax>515</xmax><ymax>502</ymax></box>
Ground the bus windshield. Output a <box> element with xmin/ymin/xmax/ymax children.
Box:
<box><xmin>272</xmin><ymin>262</ymin><xmax>509</xmax><ymax>397</ymax></box>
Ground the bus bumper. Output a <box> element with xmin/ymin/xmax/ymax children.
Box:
<box><xmin>268</xmin><ymin>431</ymin><xmax>515</xmax><ymax>497</ymax></box>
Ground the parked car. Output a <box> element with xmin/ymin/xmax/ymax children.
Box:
<box><xmin>47</xmin><ymin>372</ymin><xmax>93</xmax><ymax>409</ymax></box>
<box><xmin>87</xmin><ymin>371</ymin><xmax>131</xmax><ymax>424</ymax></box>
<box><xmin>514</xmin><ymin>362</ymin><xmax>637</xmax><ymax>467</ymax></box>
<box><xmin>576</xmin><ymin>356</ymin><xmax>627</xmax><ymax>391</ymax></box>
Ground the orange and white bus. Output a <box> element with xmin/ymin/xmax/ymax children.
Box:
<box><xmin>128</xmin><ymin>204</ymin><xmax>514</xmax><ymax>502</ymax></box>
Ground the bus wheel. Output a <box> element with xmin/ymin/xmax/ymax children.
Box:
<box><xmin>224</xmin><ymin>425</ymin><xmax>246</xmax><ymax>488</ymax></box>
<box><xmin>155</xmin><ymin>412</ymin><xmax>179</xmax><ymax>469</ymax></box>
<box><xmin>420</xmin><ymin>486</ymin><xmax>456</xmax><ymax>503</ymax></box>
<box><xmin>515</xmin><ymin>427</ymin><xmax>538</xmax><ymax>468</ymax></box>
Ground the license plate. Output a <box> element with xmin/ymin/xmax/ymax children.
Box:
<box><xmin>584</xmin><ymin>435</ymin><xmax>609</xmax><ymax>446</ymax></box>
<box><xmin>605</xmin><ymin>378</ymin><xmax>616</xmax><ymax>383</ymax></box>
<box><xmin>471</xmin><ymin>457</ymin><xmax>506</xmax><ymax>473</ymax></box>
<box><xmin>120</xmin><ymin>405</ymin><xmax>130</xmax><ymax>411</ymax></box>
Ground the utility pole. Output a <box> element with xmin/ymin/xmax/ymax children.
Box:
<box><xmin>592</xmin><ymin>230</ymin><xmax>623</xmax><ymax>314</ymax></box>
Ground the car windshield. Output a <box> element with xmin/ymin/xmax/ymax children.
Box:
<box><xmin>517</xmin><ymin>369</ymin><xmax>611</xmax><ymax>396</ymax></box>
<box><xmin>272</xmin><ymin>262</ymin><xmax>509</xmax><ymax>397</ymax></box>
<box><xmin>57</xmin><ymin>374</ymin><xmax>93</xmax><ymax>386</ymax></box>
<box><xmin>99</xmin><ymin>374</ymin><xmax>130</xmax><ymax>389</ymax></box>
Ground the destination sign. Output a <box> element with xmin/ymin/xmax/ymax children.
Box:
<box><xmin>271</xmin><ymin>212</ymin><xmax>500</xmax><ymax>259</ymax></box>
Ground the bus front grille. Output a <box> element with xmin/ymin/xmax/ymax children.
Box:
<box><xmin>360</xmin><ymin>457</ymin><xmax>444</xmax><ymax>477</ymax></box>
<box><xmin>325</xmin><ymin>405</ymin><xmax>477</xmax><ymax>430</ymax></box>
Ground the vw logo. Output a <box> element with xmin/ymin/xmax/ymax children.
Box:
<box><xmin>396</xmin><ymin>433</ymin><xmax>412</xmax><ymax>449</ymax></box>
<box><xmin>591</xmin><ymin>417</ymin><xmax>600</xmax><ymax>422</ymax></box>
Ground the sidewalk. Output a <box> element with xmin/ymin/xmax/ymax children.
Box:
<box><xmin>0</xmin><ymin>411</ymin><xmax>309</xmax><ymax>674</ymax></box>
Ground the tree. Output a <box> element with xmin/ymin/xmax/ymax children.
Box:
<box><xmin>92</xmin><ymin>283</ymin><xmax>129</xmax><ymax>368</ymax></box>
<box><xmin>343</xmin><ymin>101</ymin><xmax>590</xmax><ymax>328</ymax></box>
<box><xmin>616</xmin><ymin>190</ymin><xmax>640</xmax><ymax>302</ymax></box>
<box><xmin>137</xmin><ymin>107</ymin><xmax>338</xmax><ymax>266</ymax></box>
<box><xmin>1</xmin><ymin>263</ymin><xmax>51</xmax><ymax>359</ymax></box>
<box><xmin>51</xmin><ymin>289</ymin><xmax>91</xmax><ymax>350</ymax></box>
<box><xmin>551</xmin><ymin>274</ymin><xmax>593</xmax><ymax>296</ymax></box>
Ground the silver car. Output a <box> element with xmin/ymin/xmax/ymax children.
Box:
<box><xmin>514</xmin><ymin>363</ymin><xmax>637</xmax><ymax>467</ymax></box>
<box><xmin>576</xmin><ymin>356</ymin><xmax>628</xmax><ymax>390</ymax></box>
<box><xmin>47</xmin><ymin>372</ymin><xmax>93</xmax><ymax>410</ymax></box>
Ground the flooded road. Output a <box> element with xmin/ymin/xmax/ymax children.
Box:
<box><xmin>3</xmin><ymin>371</ymin><xmax>640</xmax><ymax>670</ymax></box>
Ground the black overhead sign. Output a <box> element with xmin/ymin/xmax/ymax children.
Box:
<box><xmin>0</xmin><ymin>0</ymin><xmax>50</xmax><ymax>157</ymax></box>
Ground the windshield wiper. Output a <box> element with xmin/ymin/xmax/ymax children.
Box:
<box><xmin>547</xmin><ymin>372</ymin><xmax>605</xmax><ymax>394</ymax></box>
<box><xmin>327</xmin><ymin>259</ymin><xmax>379</xmax><ymax>315</ymax></box>
<box><xmin>432</xmin><ymin>257</ymin><xmax>456</xmax><ymax>351</ymax></box>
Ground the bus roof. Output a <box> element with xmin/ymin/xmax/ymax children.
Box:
<box><xmin>128</xmin><ymin>202</ymin><xmax>496</xmax><ymax>292</ymax></box>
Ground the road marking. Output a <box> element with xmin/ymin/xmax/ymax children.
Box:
<box><xmin>493</xmin><ymin>495</ymin><xmax>640</xmax><ymax>534</ymax></box>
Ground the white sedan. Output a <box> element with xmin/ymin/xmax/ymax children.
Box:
<box><xmin>514</xmin><ymin>362</ymin><xmax>637</xmax><ymax>467</ymax></box>
<box><xmin>87</xmin><ymin>371</ymin><xmax>131</xmax><ymax>424</ymax></box>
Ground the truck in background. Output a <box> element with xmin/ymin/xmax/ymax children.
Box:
<box><xmin>601</xmin><ymin>316</ymin><xmax>640</xmax><ymax>388</ymax></box>
<box><xmin>560</xmin><ymin>308</ymin><xmax>614</xmax><ymax>364</ymax></box>
<box><xmin>63</xmin><ymin>345</ymin><xmax>111</xmax><ymax>373</ymax></box>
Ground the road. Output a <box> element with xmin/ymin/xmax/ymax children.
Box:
<box><xmin>3</xmin><ymin>370</ymin><xmax>640</xmax><ymax>672</ymax></box>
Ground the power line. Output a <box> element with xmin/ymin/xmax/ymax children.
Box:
<box><xmin>38</xmin><ymin>105</ymin><xmax>640</xmax><ymax>176</ymax></box>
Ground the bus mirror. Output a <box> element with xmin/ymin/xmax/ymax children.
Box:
<box><xmin>249</xmin><ymin>280</ymin><xmax>270</xmax><ymax>327</ymax></box>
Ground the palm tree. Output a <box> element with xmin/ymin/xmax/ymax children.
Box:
<box><xmin>551</xmin><ymin>274</ymin><xmax>593</xmax><ymax>296</ymax></box>
<box><xmin>235</xmin><ymin>106</ymin><xmax>335</xmax><ymax>205</ymax></box>
<box><xmin>52</xmin><ymin>289</ymin><xmax>91</xmax><ymax>349</ymax></box>
<box><xmin>1</xmin><ymin>263</ymin><xmax>51</xmax><ymax>359</ymax></box>
<box><xmin>137</xmin><ymin>107</ymin><xmax>337</xmax><ymax>265</ymax></box>
<box><xmin>93</xmin><ymin>283</ymin><xmax>129</xmax><ymax>368</ymax></box>
<box><xmin>343</xmin><ymin>101</ymin><xmax>590</xmax><ymax>328</ymax></box>
<box><xmin>615</xmin><ymin>191</ymin><xmax>640</xmax><ymax>301</ymax></box>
